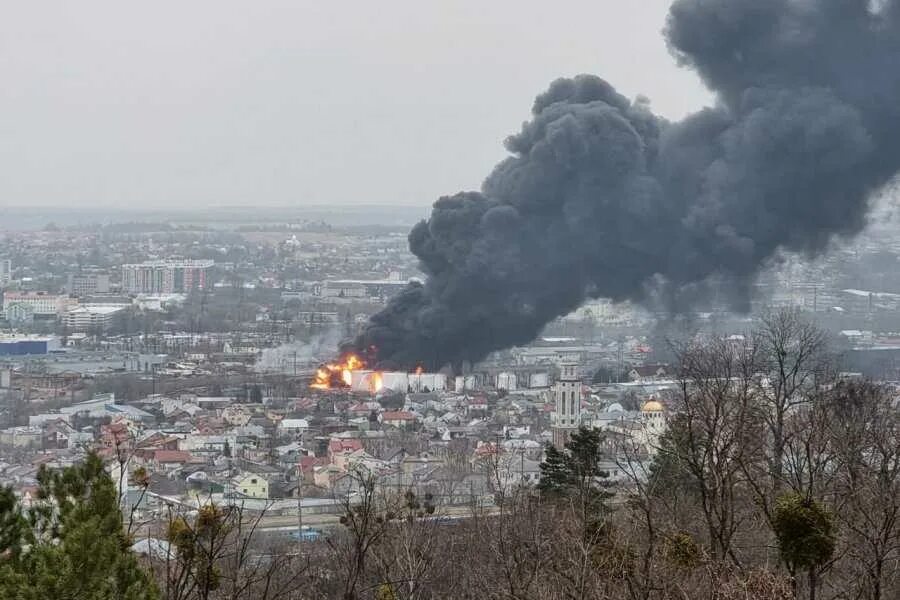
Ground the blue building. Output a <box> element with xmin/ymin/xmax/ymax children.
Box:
<box><xmin>0</xmin><ymin>336</ymin><xmax>53</xmax><ymax>356</ymax></box>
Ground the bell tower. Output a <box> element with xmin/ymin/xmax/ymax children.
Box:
<box><xmin>552</xmin><ymin>362</ymin><xmax>581</xmax><ymax>448</ymax></box>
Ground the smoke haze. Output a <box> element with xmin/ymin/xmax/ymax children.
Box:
<box><xmin>351</xmin><ymin>0</ymin><xmax>900</xmax><ymax>370</ymax></box>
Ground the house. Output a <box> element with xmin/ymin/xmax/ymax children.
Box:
<box><xmin>42</xmin><ymin>419</ymin><xmax>79</xmax><ymax>450</ymax></box>
<box><xmin>313</xmin><ymin>464</ymin><xmax>345</xmax><ymax>489</ymax></box>
<box><xmin>465</xmin><ymin>395</ymin><xmax>489</xmax><ymax>416</ymax></box>
<box><xmin>278</xmin><ymin>418</ymin><xmax>310</xmax><ymax>436</ymax></box>
<box><xmin>347</xmin><ymin>402</ymin><xmax>380</xmax><ymax>417</ymax></box>
<box><xmin>99</xmin><ymin>422</ymin><xmax>133</xmax><ymax>457</ymax></box>
<box><xmin>222</xmin><ymin>405</ymin><xmax>253</xmax><ymax>427</ymax></box>
<box><xmin>298</xmin><ymin>455</ymin><xmax>327</xmax><ymax>484</ymax></box>
<box><xmin>232</xmin><ymin>472</ymin><xmax>270</xmax><ymax>499</ymax></box>
<box><xmin>627</xmin><ymin>365</ymin><xmax>669</xmax><ymax>382</ymax></box>
<box><xmin>0</xmin><ymin>426</ymin><xmax>42</xmax><ymax>448</ymax></box>
<box><xmin>328</xmin><ymin>438</ymin><xmax>363</xmax><ymax>463</ymax></box>
<box><xmin>148</xmin><ymin>450</ymin><xmax>194</xmax><ymax>472</ymax></box>
<box><xmin>379</xmin><ymin>411</ymin><xmax>417</xmax><ymax>428</ymax></box>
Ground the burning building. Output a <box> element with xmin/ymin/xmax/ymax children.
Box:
<box><xmin>309</xmin><ymin>353</ymin><xmax>445</xmax><ymax>394</ymax></box>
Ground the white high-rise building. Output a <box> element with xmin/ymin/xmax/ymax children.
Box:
<box><xmin>552</xmin><ymin>362</ymin><xmax>582</xmax><ymax>448</ymax></box>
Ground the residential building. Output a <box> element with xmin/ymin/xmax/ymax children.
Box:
<box><xmin>67</xmin><ymin>272</ymin><xmax>111</xmax><ymax>296</ymax></box>
<box><xmin>232</xmin><ymin>472</ymin><xmax>270</xmax><ymax>499</ymax></box>
<box><xmin>380</xmin><ymin>411</ymin><xmax>417</xmax><ymax>428</ymax></box>
<box><xmin>121</xmin><ymin>259</ymin><xmax>214</xmax><ymax>294</ymax></box>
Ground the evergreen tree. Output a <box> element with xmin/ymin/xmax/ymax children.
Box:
<box><xmin>0</xmin><ymin>453</ymin><xmax>158</xmax><ymax>600</ymax></box>
<box><xmin>539</xmin><ymin>426</ymin><xmax>611</xmax><ymax>502</ymax></box>
<box><xmin>772</xmin><ymin>493</ymin><xmax>836</xmax><ymax>599</ymax></box>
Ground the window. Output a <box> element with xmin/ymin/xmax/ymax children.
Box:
<box><xmin>251</xmin><ymin>478</ymin><xmax>257</xmax><ymax>484</ymax></box>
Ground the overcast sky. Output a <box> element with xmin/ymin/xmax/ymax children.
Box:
<box><xmin>0</xmin><ymin>1</ymin><xmax>711</xmax><ymax>211</ymax></box>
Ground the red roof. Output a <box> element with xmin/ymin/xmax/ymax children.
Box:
<box><xmin>153</xmin><ymin>450</ymin><xmax>192</xmax><ymax>464</ymax></box>
<box><xmin>329</xmin><ymin>439</ymin><xmax>363</xmax><ymax>454</ymax></box>
<box><xmin>298</xmin><ymin>456</ymin><xmax>327</xmax><ymax>473</ymax></box>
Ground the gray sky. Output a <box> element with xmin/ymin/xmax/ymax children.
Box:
<box><xmin>0</xmin><ymin>0</ymin><xmax>711</xmax><ymax>210</ymax></box>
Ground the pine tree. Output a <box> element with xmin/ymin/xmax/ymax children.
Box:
<box><xmin>0</xmin><ymin>452</ymin><xmax>159</xmax><ymax>600</ymax></box>
<box><xmin>538</xmin><ymin>426</ymin><xmax>611</xmax><ymax>503</ymax></box>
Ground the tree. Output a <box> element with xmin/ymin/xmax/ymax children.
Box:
<box><xmin>772</xmin><ymin>493</ymin><xmax>835</xmax><ymax>600</ymax></box>
<box><xmin>826</xmin><ymin>381</ymin><xmax>900</xmax><ymax>600</ymax></box>
<box><xmin>160</xmin><ymin>501</ymin><xmax>309</xmax><ymax>600</ymax></box>
<box><xmin>664</xmin><ymin>335</ymin><xmax>765</xmax><ymax>566</ymax></box>
<box><xmin>539</xmin><ymin>426</ymin><xmax>610</xmax><ymax>501</ymax></box>
<box><xmin>0</xmin><ymin>452</ymin><xmax>159</xmax><ymax>599</ymax></box>
<box><xmin>755</xmin><ymin>309</ymin><xmax>830</xmax><ymax>492</ymax></box>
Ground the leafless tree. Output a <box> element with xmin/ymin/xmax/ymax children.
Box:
<box><xmin>826</xmin><ymin>381</ymin><xmax>900</xmax><ymax>600</ymax></box>
<box><xmin>754</xmin><ymin>309</ymin><xmax>830</xmax><ymax>492</ymax></box>
<box><xmin>670</xmin><ymin>335</ymin><xmax>765</xmax><ymax>566</ymax></box>
<box><xmin>151</xmin><ymin>499</ymin><xmax>312</xmax><ymax>600</ymax></box>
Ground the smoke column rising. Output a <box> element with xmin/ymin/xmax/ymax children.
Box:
<box><xmin>349</xmin><ymin>0</ymin><xmax>900</xmax><ymax>370</ymax></box>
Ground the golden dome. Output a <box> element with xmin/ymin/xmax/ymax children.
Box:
<box><xmin>641</xmin><ymin>400</ymin><xmax>664</xmax><ymax>412</ymax></box>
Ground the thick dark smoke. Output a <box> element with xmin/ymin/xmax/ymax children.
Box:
<box><xmin>349</xmin><ymin>0</ymin><xmax>900</xmax><ymax>370</ymax></box>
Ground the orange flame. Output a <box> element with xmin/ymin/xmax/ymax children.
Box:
<box><xmin>310</xmin><ymin>353</ymin><xmax>366</xmax><ymax>390</ymax></box>
<box><xmin>371</xmin><ymin>372</ymin><xmax>383</xmax><ymax>393</ymax></box>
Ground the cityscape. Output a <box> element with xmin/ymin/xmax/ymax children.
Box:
<box><xmin>3</xmin><ymin>2</ymin><xmax>900</xmax><ymax>600</ymax></box>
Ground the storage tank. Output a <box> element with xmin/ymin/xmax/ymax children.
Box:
<box><xmin>380</xmin><ymin>372</ymin><xmax>409</xmax><ymax>393</ymax></box>
<box><xmin>350</xmin><ymin>370</ymin><xmax>374</xmax><ymax>392</ymax></box>
<box><xmin>409</xmin><ymin>373</ymin><xmax>446</xmax><ymax>391</ymax></box>
<box><xmin>529</xmin><ymin>372</ymin><xmax>549</xmax><ymax>388</ymax></box>
<box><xmin>497</xmin><ymin>372</ymin><xmax>517</xmax><ymax>391</ymax></box>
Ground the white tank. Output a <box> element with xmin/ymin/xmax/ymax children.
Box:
<box><xmin>529</xmin><ymin>372</ymin><xmax>549</xmax><ymax>388</ymax></box>
<box><xmin>409</xmin><ymin>373</ymin><xmax>446</xmax><ymax>392</ymax></box>
<box><xmin>380</xmin><ymin>372</ymin><xmax>409</xmax><ymax>392</ymax></box>
<box><xmin>350</xmin><ymin>370</ymin><xmax>375</xmax><ymax>392</ymax></box>
<box><xmin>497</xmin><ymin>372</ymin><xmax>517</xmax><ymax>391</ymax></box>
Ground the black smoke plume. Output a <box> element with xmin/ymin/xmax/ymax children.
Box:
<box><xmin>349</xmin><ymin>0</ymin><xmax>900</xmax><ymax>370</ymax></box>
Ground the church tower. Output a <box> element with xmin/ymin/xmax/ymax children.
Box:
<box><xmin>552</xmin><ymin>362</ymin><xmax>581</xmax><ymax>448</ymax></box>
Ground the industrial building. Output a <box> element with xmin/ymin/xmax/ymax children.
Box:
<box><xmin>0</xmin><ymin>335</ymin><xmax>59</xmax><ymax>356</ymax></box>
<box><xmin>63</xmin><ymin>305</ymin><xmax>126</xmax><ymax>332</ymax></box>
<box><xmin>315</xmin><ymin>275</ymin><xmax>417</xmax><ymax>300</ymax></box>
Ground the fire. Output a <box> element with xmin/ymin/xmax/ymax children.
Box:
<box><xmin>310</xmin><ymin>353</ymin><xmax>365</xmax><ymax>390</ymax></box>
<box><xmin>371</xmin><ymin>372</ymin><xmax>383</xmax><ymax>393</ymax></box>
<box><xmin>308</xmin><ymin>353</ymin><xmax>388</xmax><ymax>395</ymax></box>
